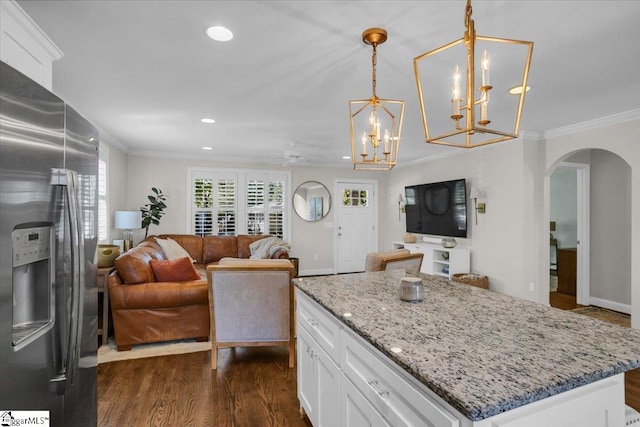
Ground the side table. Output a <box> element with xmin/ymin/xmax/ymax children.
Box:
<box><xmin>97</xmin><ymin>266</ymin><xmax>115</xmax><ymax>346</ymax></box>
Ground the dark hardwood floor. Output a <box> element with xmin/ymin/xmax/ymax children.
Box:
<box><xmin>550</xmin><ymin>291</ymin><xmax>640</xmax><ymax>411</ymax></box>
<box><xmin>97</xmin><ymin>347</ymin><xmax>312</xmax><ymax>427</ymax></box>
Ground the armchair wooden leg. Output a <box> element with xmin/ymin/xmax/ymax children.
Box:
<box><xmin>289</xmin><ymin>341</ymin><xmax>295</xmax><ymax>368</ymax></box>
<box><xmin>211</xmin><ymin>345</ymin><xmax>217</xmax><ymax>370</ymax></box>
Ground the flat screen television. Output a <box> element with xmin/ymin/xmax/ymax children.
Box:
<box><xmin>404</xmin><ymin>178</ymin><xmax>467</xmax><ymax>238</ymax></box>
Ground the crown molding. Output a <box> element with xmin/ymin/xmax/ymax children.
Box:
<box><xmin>99</xmin><ymin>130</ymin><xmax>130</xmax><ymax>154</ymax></box>
<box><xmin>543</xmin><ymin>109</ymin><xmax>640</xmax><ymax>140</ymax></box>
<box><xmin>1</xmin><ymin>0</ymin><xmax>63</xmax><ymax>60</ymax></box>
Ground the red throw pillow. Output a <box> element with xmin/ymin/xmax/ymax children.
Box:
<box><xmin>150</xmin><ymin>257</ymin><xmax>200</xmax><ymax>282</ymax></box>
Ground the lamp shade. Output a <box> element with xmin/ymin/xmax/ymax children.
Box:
<box><xmin>469</xmin><ymin>187</ymin><xmax>480</xmax><ymax>199</ymax></box>
<box><xmin>115</xmin><ymin>211</ymin><xmax>142</xmax><ymax>229</ymax></box>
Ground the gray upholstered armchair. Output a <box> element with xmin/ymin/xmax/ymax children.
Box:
<box><xmin>206</xmin><ymin>258</ymin><xmax>295</xmax><ymax>370</ymax></box>
<box><xmin>364</xmin><ymin>249</ymin><xmax>424</xmax><ymax>273</ymax></box>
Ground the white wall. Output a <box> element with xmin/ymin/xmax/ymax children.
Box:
<box><xmin>589</xmin><ymin>149</ymin><xmax>632</xmax><ymax>306</ymax></box>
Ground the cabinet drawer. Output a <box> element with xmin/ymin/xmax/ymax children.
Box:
<box><xmin>296</xmin><ymin>289</ymin><xmax>341</xmax><ymax>364</ymax></box>
<box><xmin>341</xmin><ymin>329</ymin><xmax>459</xmax><ymax>427</ymax></box>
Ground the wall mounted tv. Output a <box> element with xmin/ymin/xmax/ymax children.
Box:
<box><xmin>404</xmin><ymin>178</ymin><xmax>467</xmax><ymax>238</ymax></box>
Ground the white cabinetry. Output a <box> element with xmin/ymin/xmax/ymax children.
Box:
<box><xmin>396</xmin><ymin>242</ymin><xmax>470</xmax><ymax>279</ymax></box>
<box><xmin>296</xmin><ymin>291</ymin><xmax>341</xmax><ymax>427</ymax></box>
<box><xmin>0</xmin><ymin>0</ymin><xmax>63</xmax><ymax>90</ymax></box>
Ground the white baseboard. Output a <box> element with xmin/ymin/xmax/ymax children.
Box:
<box><xmin>299</xmin><ymin>268</ymin><xmax>334</xmax><ymax>277</ymax></box>
<box><xmin>589</xmin><ymin>297</ymin><xmax>631</xmax><ymax>315</ymax></box>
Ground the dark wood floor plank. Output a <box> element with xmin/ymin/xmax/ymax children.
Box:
<box><xmin>98</xmin><ymin>347</ymin><xmax>311</xmax><ymax>427</ymax></box>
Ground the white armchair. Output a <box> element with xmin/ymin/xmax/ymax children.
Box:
<box><xmin>206</xmin><ymin>258</ymin><xmax>295</xmax><ymax>370</ymax></box>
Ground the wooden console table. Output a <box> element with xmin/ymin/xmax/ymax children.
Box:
<box><xmin>557</xmin><ymin>248</ymin><xmax>577</xmax><ymax>296</ymax></box>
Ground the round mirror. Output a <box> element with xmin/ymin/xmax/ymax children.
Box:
<box><xmin>293</xmin><ymin>181</ymin><xmax>332</xmax><ymax>222</ymax></box>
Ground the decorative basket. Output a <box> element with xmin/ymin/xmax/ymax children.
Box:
<box><xmin>403</xmin><ymin>233</ymin><xmax>417</xmax><ymax>243</ymax></box>
<box><xmin>452</xmin><ymin>273</ymin><xmax>489</xmax><ymax>289</ymax></box>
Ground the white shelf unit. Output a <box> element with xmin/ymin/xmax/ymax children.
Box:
<box><xmin>393</xmin><ymin>242</ymin><xmax>470</xmax><ymax>279</ymax></box>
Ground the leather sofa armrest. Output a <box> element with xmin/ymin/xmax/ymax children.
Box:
<box><xmin>270</xmin><ymin>249</ymin><xmax>289</xmax><ymax>259</ymax></box>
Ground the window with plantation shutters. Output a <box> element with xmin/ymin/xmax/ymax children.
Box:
<box><xmin>245</xmin><ymin>175</ymin><xmax>286</xmax><ymax>239</ymax></box>
<box><xmin>268</xmin><ymin>180</ymin><xmax>285</xmax><ymax>238</ymax></box>
<box><xmin>97</xmin><ymin>144</ymin><xmax>108</xmax><ymax>242</ymax></box>
<box><xmin>216</xmin><ymin>180</ymin><xmax>236</xmax><ymax>236</ymax></box>
<box><xmin>188</xmin><ymin>168</ymin><xmax>290</xmax><ymax>241</ymax></box>
<box><xmin>246</xmin><ymin>179</ymin><xmax>265</xmax><ymax>235</ymax></box>
<box><xmin>191</xmin><ymin>174</ymin><xmax>237</xmax><ymax>237</ymax></box>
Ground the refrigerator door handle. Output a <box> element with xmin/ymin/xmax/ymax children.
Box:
<box><xmin>50</xmin><ymin>168</ymin><xmax>85</xmax><ymax>394</ymax></box>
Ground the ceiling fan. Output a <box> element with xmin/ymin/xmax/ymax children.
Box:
<box><xmin>281</xmin><ymin>149</ymin><xmax>305</xmax><ymax>167</ymax></box>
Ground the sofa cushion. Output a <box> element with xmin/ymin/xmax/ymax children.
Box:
<box><xmin>114</xmin><ymin>246</ymin><xmax>164</xmax><ymax>284</ymax></box>
<box><xmin>202</xmin><ymin>236</ymin><xmax>238</xmax><ymax>264</ymax></box>
<box><xmin>150</xmin><ymin>257</ymin><xmax>200</xmax><ymax>282</ymax></box>
<box><xmin>155</xmin><ymin>237</ymin><xmax>196</xmax><ymax>262</ymax></box>
<box><xmin>109</xmin><ymin>280</ymin><xmax>209</xmax><ymax>310</ymax></box>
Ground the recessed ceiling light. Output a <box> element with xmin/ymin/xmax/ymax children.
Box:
<box><xmin>508</xmin><ymin>85</ymin><xmax>531</xmax><ymax>95</ymax></box>
<box><xmin>201</xmin><ymin>118</ymin><xmax>216</xmax><ymax>124</ymax></box>
<box><xmin>342</xmin><ymin>156</ymin><xmax>351</xmax><ymax>160</ymax></box>
<box><xmin>205</xmin><ymin>26</ymin><xmax>233</xmax><ymax>42</ymax></box>
<box><xmin>202</xmin><ymin>146</ymin><xmax>213</xmax><ymax>150</ymax></box>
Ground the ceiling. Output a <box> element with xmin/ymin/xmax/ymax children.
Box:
<box><xmin>17</xmin><ymin>1</ymin><xmax>640</xmax><ymax>168</ymax></box>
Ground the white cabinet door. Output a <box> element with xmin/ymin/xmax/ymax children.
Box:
<box><xmin>341</xmin><ymin>374</ymin><xmax>391</xmax><ymax>427</ymax></box>
<box><xmin>316</xmin><ymin>342</ymin><xmax>341</xmax><ymax>427</ymax></box>
<box><xmin>297</xmin><ymin>325</ymin><xmax>317</xmax><ymax>424</ymax></box>
<box><xmin>297</xmin><ymin>289</ymin><xmax>341</xmax><ymax>363</ymax></box>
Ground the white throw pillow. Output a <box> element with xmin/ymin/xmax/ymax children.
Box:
<box><xmin>155</xmin><ymin>237</ymin><xmax>195</xmax><ymax>263</ymax></box>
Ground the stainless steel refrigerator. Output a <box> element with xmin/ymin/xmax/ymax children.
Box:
<box><xmin>0</xmin><ymin>61</ymin><xmax>98</xmax><ymax>426</ymax></box>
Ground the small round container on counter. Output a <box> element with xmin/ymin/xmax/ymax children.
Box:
<box><xmin>399</xmin><ymin>277</ymin><xmax>423</xmax><ymax>302</ymax></box>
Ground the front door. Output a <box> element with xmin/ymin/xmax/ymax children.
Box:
<box><xmin>335</xmin><ymin>181</ymin><xmax>377</xmax><ymax>273</ymax></box>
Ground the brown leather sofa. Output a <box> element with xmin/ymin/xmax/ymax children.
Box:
<box><xmin>107</xmin><ymin>234</ymin><xmax>289</xmax><ymax>351</ymax></box>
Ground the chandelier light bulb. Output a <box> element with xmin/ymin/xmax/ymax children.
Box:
<box><xmin>481</xmin><ymin>50</ymin><xmax>491</xmax><ymax>87</ymax></box>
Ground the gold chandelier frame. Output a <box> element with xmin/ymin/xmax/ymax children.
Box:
<box><xmin>350</xmin><ymin>28</ymin><xmax>405</xmax><ymax>171</ymax></box>
<box><xmin>413</xmin><ymin>0</ymin><xmax>533</xmax><ymax>148</ymax></box>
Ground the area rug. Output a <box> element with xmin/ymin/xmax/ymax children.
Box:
<box><xmin>572</xmin><ymin>306</ymin><xmax>631</xmax><ymax>328</ymax></box>
<box><xmin>97</xmin><ymin>339</ymin><xmax>210</xmax><ymax>364</ymax></box>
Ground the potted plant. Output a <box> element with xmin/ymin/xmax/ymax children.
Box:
<box><xmin>140</xmin><ymin>187</ymin><xmax>167</xmax><ymax>238</ymax></box>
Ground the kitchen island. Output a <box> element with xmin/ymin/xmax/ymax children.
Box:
<box><xmin>295</xmin><ymin>270</ymin><xmax>640</xmax><ymax>427</ymax></box>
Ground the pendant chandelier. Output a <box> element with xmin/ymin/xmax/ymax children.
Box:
<box><xmin>349</xmin><ymin>28</ymin><xmax>405</xmax><ymax>171</ymax></box>
<box><xmin>413</xmin><ymin>0</ymin><xmax>533</xmax><ymax>148</ymax></box>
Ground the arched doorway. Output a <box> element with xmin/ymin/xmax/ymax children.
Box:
<box><xmin>546</xmin><ymin>149</ymin><xmax>632</xmax><ymax>316</ymax></box>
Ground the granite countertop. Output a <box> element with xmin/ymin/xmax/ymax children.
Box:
<box><xmin>294</xmin><ymin>270</ymin><xmax>640</xmax><ymax>421</ymax></box>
